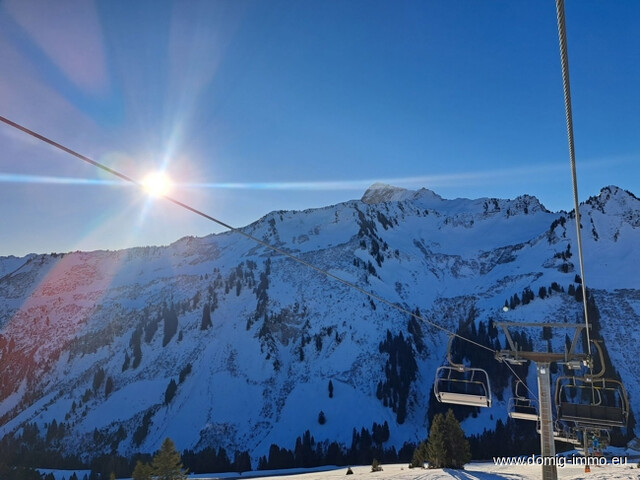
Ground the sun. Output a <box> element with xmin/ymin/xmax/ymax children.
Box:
<box><xmin>141</xmin><ymin>171</ymin><xmax>172</xmax><ymax>197</ymax></box>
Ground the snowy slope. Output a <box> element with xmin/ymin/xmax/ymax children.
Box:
<box><xmin>37</xmin><ymin>461</ymin><xmax>640</xmax><ymax>480</ymax></box>
<box><xmin>0</xmin><ymin>184</ymin><xmax>638</xmax><ymax>462</ymax></box>
<box><xmin>209</xmin><ymin>461</ymin><xmax>640</xmax><ymax>480</ymax></box>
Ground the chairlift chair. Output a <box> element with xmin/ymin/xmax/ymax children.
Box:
<box><xmin>508</xmin><ymin>380</ymin><xmax>538</xmax><ymax>421</ymax></box>
<box><xmin>433</xmin><ymin>336</ymin><xmax>492</xmax><ymax>408</ymax></box>
<box><xmin>551</xmin><ymin>422</ymin><xmax>581</xmax><ymax>446</ymax></box>
<box><xmin>555</xmin><ymin>376</ymin><xmax>629</xmax><ymax>429</ymax></box>
<box><xmin>599</xmin><ymin>429</ymin><xmax>611</xmax><ymax>449</ymax></box>
<box><xmin>536</xmin><ymin>420</ymin><xmax>581</xmax><ymax>447</ymax></box>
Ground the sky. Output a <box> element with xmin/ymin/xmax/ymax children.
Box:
<box><xmin>0</xmin><ymin>0</ymin><xmax>639</xmax><ymax>257</ymax></box>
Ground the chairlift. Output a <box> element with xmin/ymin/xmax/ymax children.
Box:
<box><xmin>555</xmin><ymin>338</ymin><xmax>629</xmax><ymax>429</ymax></box>
<box><xmin>508</xmin><ymin>380</ymin><xmax>538</xmax><ymax>421</ymax></box>
<box><xmin>433</xmin><ymin>336</ymin><xmax>492</xmax><ymax>408</ymax></box>
<box><xmin>599</xmin><ymin>429</ymin><xmax>611</xmax><ymax>449</ymax></box>
<box><xmin>555</xmin><ymin>376</ymin><xmax>629</xmax><ymax>428</ymax></box>
<box><xmin>552</xmin><ymin>422</ymin><xmax>581</xmax><ymax>447</ymax></box>
<box><xmin>536</xmin><ymin>420</ymin><xmax>581</xmax><ymax>446</ymax></box>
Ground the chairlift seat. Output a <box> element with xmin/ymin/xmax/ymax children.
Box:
<box><xmin>434</xmin><ymin>366</ymin><xmax>492</xmax><ymax>408</ymax></box>
<box><xmin>510</xmin><ymin>411</ymin><xmax>538</xmax><ymax>421</ymax></box>
<box><xmin>437</xmin><ymin>391</ymin><xmax>491</xmax><ymax>408</ymax></box>
<box><xmin>508</xmin><ymin>398</ymin><xmax>539</xmax><ymax>421</ymax></box>
<box><xmin>555</xmin><ymin>376</ymin><xmax>629</xmax><ymax>429</ymax></box>
<box><xmin>553</xmin><ymin>430</ymin><xmax>581</xmax><ymax>446</ymax></box>
<box><xmin>558</xmin><ymin>402</ymin><xmax>626</xmax><ymax>427</ymax></box>
<box><xmin>508</xmin><ymin>381</ymin><xmax>538</xmax><ymax>421</ymax></box>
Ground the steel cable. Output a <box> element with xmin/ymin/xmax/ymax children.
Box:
<box><xmin>0</xmin><ymin>115</ymin><xmax>498</xmax><ymax>357</ymax></box>
<box><xmin>555</xmin><ymin>0</ymin><xmax>592</xmax><ymax>357</ymax></box>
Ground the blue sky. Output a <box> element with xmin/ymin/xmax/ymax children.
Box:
<box><xmin>1</xmin><ymin>0</ymin><xmax>638</xmax><ymax>257</ymax></box>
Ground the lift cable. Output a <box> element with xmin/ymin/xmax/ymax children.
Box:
<box><xmin>1</xmin><ymin>115</ymin><xmax>540</xmax><ymax>401</ymax></box>
<box><xmin>1</xmin><ymin>3</ymin><xmax>605</xmax><ymax>423</ymax></box>
<box><xmin>555</xmin><ymin>0</ymin><xmax>592</xmax><ymax>357</ymax></box>
<box><xmin>0</xmin><ymin>114</ymin><xmax>513</xmax><ymax>365</ymax></box>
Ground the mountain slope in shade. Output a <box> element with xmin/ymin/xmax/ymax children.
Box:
<box><xmin>0</xmin><ymin>184</ymin><xmax>638</xmax><ymax>461</ymax></box>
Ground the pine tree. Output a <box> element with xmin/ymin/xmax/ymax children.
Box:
<box><xmin>444</xmin><ymin>409</ymin><xmax>471</xmax><ymax>468</ymax></box>
<box><xmin>131</xmin><ymin>328</ymin><xmax>143</xmax><ymax>369</ymax></box>
<box><xmin>105</xmin><ymin>376</ymin><xmax>114</xmax><ymax>397</ymax></box>
<box><xmin>328</xmin><ymin>380</ymin><xmax>334</xmax><ymax>398</ymax></box>
<box><xmin>164</xmin><ymin>379</ymin><xmax>178</xmax><ymax>405</ymax></box>
<box><xmin>179</xmin><ymin>363</ymin><xmax>192</xmax><ymax>383</ymax></box>
<box><xmin>163</xmin><ymin>305</ymin><xmax>179</xmax><ymax>346</ymax></box>
<box><xmin>425</xmin><ymin>413</ymin><xmax>447</xmax><ymax>468</ymax></box>
<box><xmin>318</xmin><ymin>411</ymin><xmax>326</xmax><ymax>425</ymax></box>
<box><xmin>122</xmin><ymin>352</ymin><xmax>130</xmax><ymax>372</ymax></box>
<box><xmin>132</xmin><ymin>460</ymin><xmax>153</xmax><ymax>480</ymax></box>
<box><xmin>152</xmin><ymin>438</ymin><xmax>188</xmax><ymax>480</ymax></box>
<box><xmin>425</xmin><ymin>409</ymin><xmax>470</xmax><ymax>469</ymax></box>
<box><xmin>410</xmin><ymin>441</ymin><xmax>427</xmax><ymax>468</ymax></box>
<box><xmin>538</xmin><ymin>286</ymin><xmax>547</xmax><ymax>299</ymax></box>
<box><xmin>200</xmin><ymin>303</ymin><xmax>212</xmax><ymax>330</ymax></box>
<box><xmin>233</xmin><ymin>450</ymin><xmax>252</xmax><ymax>473</ymax></box>
<box><xmin>92</xmin><ymin>368</ymin><xmax>105</xmax><ymax>393</ymax></box>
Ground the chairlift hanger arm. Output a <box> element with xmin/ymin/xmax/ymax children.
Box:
<box><xmin>495</xmin><ymin>322</ymin><xmax>591</xmax><ymax>329</ymax></box>
<box><xmin>445</xmin><ymin>335</ymin><xmax>465</xmax><ymax>372</ymax></box>
<box><xmin>494</xmin><ymin>322</ymin><xmax>590</xmax><ymax>365</ymax></box>
<box><xmin>584</xmin><ymin>340</ymin><xmax>605</xmax><ymax>379</ymax></box>
<box><xmin>498</xmin><ymin>351</ymin><xmax>587</xmax><ymax>364</ymax></box>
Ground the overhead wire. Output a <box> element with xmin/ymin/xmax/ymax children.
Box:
<box><xmin>554</xmin><ymin>0</ymin><xmax>592</xmax><ymax>357</ymax></box>
<box><xmin>1</xmin><ymin>115</ymin><xmax>542</xmax><ymax>400</ymax></box>
<box><xmin>0</xmin><ymin>0</ymin><xmax>608</xmax><ymax>425</ymax></box>
<box><xmin>2</xmin><ymin>113</ymin><xmax>540</xmax><ymax>402</ymax></box>
<box><xmin>0</xmin><ymin>114</ymin><xmax>500</xmax><ymax>357</ymax></box>
<box><xmin>4</xmin><ymin>114</ymin><xmax>544</xmax><ymax>405</ymax></box>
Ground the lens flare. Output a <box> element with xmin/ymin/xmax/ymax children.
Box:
<box><xmin>141</xmin><ymin>172</ymin><xmax>172</xmax><ymax>197</ymax></box>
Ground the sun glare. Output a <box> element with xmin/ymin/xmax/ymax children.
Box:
<box><xmin>141</xmin><ymin>172</ymin><xmax>172</xmax><ymax>197</ymax></box>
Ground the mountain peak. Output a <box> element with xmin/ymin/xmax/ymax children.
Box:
<box><xmin>586</xmin><ymin>185</ymin><xmax>639</xmax><ymax>213</ymax></box>
<box><xmin>361</xmin><ymin>183</ymin><xmax>409</xmax><ymax>204</ymax></box>
<box><xmin>361</xmin><ymin>183</ymin><xmax>442</xmax><ymax>204</ymax></box>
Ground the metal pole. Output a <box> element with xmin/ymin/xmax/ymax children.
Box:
<box><xmin>537</xmin><ymin>362</ymin><xmax>558</xmax><ymax>480</ymax></box>
<box><xmin>583</xmin><ymin>429</ymin><xmax>591</xmax><ymax>473</ymax></box>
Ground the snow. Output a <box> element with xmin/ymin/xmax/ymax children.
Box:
<box><xmin>1</xmin><ymin>184</ymin><xmax>639</xmax><ymax>464</ymax></box>
<box><xmin>79</xmin><ymin>379</ymin><xmax>167</xmax><ymax>432</ymax></box>
<box><xmin>234</xmin><ymin>462</ymin><xmax>640</xmax><ymax>480</ymax></box>
<box><xmin>254</xmin><ymin>379</ymin><xmax>397</xmax><ymax>452</ymax></box>
<box><xmin>87</xmin><ymin>461</ymin><xmax>640</xmax><ymax>480</ymax></box>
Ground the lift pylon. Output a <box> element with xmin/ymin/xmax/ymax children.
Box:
<box><xmin>494</xmin><ymin>321</ymin><xmax>594</xmax><ymax>480</ymax></box>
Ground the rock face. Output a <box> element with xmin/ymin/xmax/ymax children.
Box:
<box><xmin>0</xmin><ymin>185</ymin><xmax>638</xmax><ymax>460</ymax></box>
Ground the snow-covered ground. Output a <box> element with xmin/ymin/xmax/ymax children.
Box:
<box><xmin>294</xmin><ymin>462</ymin><xmax>640</xmax><ymax>480</ymax></box>
<box><xmin>248</xmin><ymin>463</ymin><xmax>639</xmax><ymax>480</ymax></box>
<box><xmin>40</xmin><ymin>461</ymin><xmax>640</xmax><ymax>480</ymax></box>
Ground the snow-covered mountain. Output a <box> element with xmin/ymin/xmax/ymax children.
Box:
<box><xmin>0</xmin><ymin>184</ymin><xmax>638</xmax><ymax>462</ymax></box>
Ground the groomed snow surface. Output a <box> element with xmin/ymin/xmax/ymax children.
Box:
<box><xmin>39</xmin><ymin>461</ymin><xmax>640</xmax><ymax>480</ymax></box>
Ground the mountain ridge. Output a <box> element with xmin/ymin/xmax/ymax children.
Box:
<box><xmin>0</xmin><ymin>184</ymin><xmax>638</xmax><ymax>464</ymax></box>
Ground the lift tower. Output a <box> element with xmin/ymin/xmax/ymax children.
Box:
<box><xmin>495</xmin><ymin>322</ymin><xmax>591</xmax><ymax>480</ymax></box>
